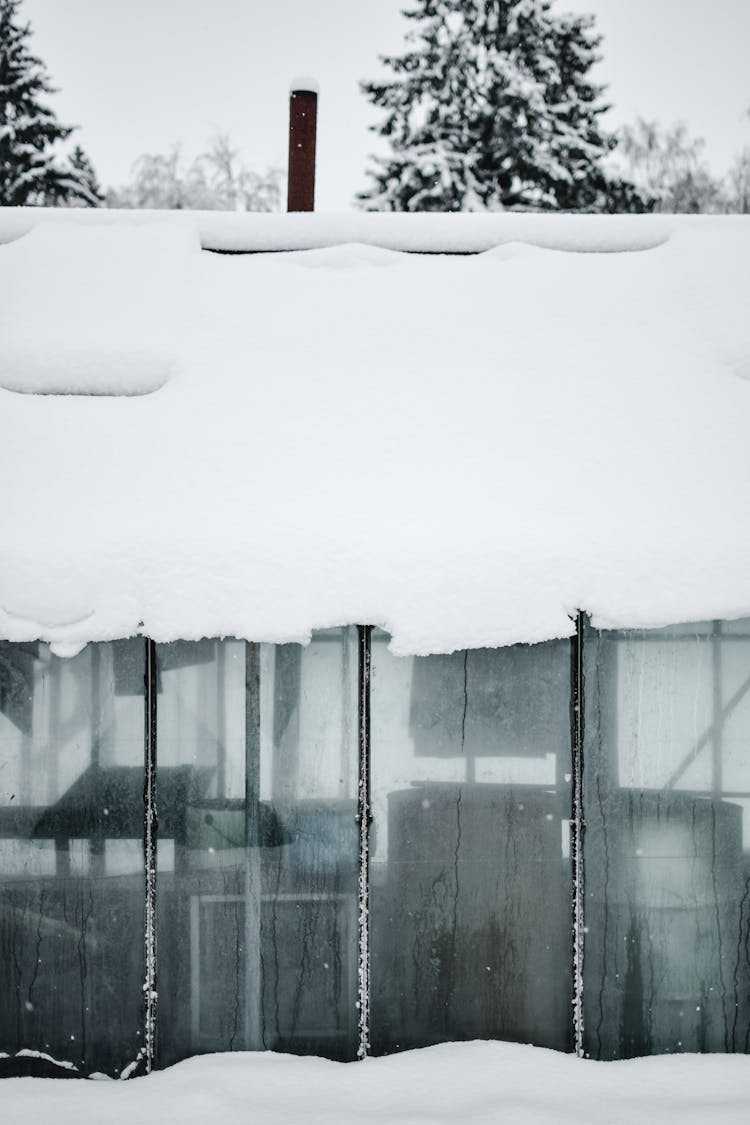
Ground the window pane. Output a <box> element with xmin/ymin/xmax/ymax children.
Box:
<box><xmin>583</xmin><ymin>621</ymin><xmax>750</xmax><ymax>1058</ymax></box>
<box><xmin>155</xmin><ymin>630</ymin><xmax>358</xmax><ymax>1067</ymax></box>
<box><xmin>370</xmin><ymin>634</ymin><xmax>572</xmax><ymax>1054</ymax></box>
<box><xmin>0</xmin><ymin>640</ymin><xmax>146</xmax><ymax>1077</ymax></box>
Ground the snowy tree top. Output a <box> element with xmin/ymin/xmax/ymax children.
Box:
<box><xmin>0</xmin><ymin>0</ymin><xmax>100</xmax><ymax>206</ymax></box>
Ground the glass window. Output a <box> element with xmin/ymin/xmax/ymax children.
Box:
<box><xmin>0</xmin><ymin>640</ymin><xmax>146</xmax><ymax>1077</ymax></box>
<box><xmin>370</xmin><ymin>633</ymin><xmax>573</xmax><ymax>1054</ymax></box>
<box><xmin>582</xmin><ymin>620</ymin><xmax>750</xmax><ymax>1058</ymax></box>
<box><xmin>5</xmin><ymin>617</ymin><xmax>748</xmax><ymax>1074</ymax></box>
<box><xmin>155</xmin><ymin>630</ymin><xmax>359</xmax><ymax>1067</ymax></box>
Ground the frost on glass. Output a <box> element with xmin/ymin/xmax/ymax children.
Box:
<box><xmin>155</xmin><ymin>630</ymin><xmax>358</xmax><ymax>1067</ymax></box>
<box><xmin>370</xmin><ymin>634</ymin><xmax>572</xmax><ymax>1055</ymax></box>
<box><xmin>0</xmin><ymin>640</ymin><xmax>146</xmax><ymax>1077</ymax></box>
<box><xmin>583</xmin><ymin>621</ymin><xmax>750</xmax><ymax>1058</ymax></box>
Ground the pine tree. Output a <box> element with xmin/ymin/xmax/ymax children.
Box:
<box><xmin>66</xmin><ymin>144</ymin><xmax>104</xmax><ymax>206</ymax></box>
<box><xmin>358</xmin><ymin>0</ymin><xmax>649</xmax><ymax>212</ymax></box>
<box><xmin>0</xmin><ymin>0</ymin><xmax>100</xmax><ymax>205</ymax></box>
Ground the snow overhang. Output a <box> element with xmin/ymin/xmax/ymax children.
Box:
<box><xmin>0</xmin><ymin>210</ymin><xmax>749</xmax><ymax>654</ymax></box>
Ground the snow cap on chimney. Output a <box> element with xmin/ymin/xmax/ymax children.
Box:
<box><xmin>289</xmin><ymin>76</ymin><xmax>319</xmax><ymax>94</ymax></box>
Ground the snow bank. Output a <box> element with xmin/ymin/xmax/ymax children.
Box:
<box><xmin>3</xmin><ymin>1043</ymin><xmax>750</xmax><ymax>1125</ymax></box>
<box><xmin>0</xmin><ymin>223</ymin><xmax>200</xmax><ymax>395</ymax></box>
<box><xmin>0</xmin><ymin>213</ymin><xmax>749</xmax><ymax>653</ymax></box>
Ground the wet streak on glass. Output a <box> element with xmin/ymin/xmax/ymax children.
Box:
<box><xmin>0</xmin><ymin>640</ymin><xmax>147</xmax><ymax>1077</ymax></box>
<box><xmin>155</xmin><ymin>630</ymin><xmax>359</xmax><ymax>1067</ymax></box>
<box><xmin>369</xmin><ymin>633</ymin><xmax>573</xmax><ymax>1055</ymax></box>
<box><xmin>582</xmin><ymin>620</ymin><xmax>750</xmax><ymax>1058</ymax></box>
<box><xmin>259</xmin><ymin>629</ymin><xmax>358</xmax><ymax>1058</ymax></box>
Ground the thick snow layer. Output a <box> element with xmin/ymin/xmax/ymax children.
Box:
<box><xmin>0</xmin><ymin>214</ymin><xmax>749</xmax><ymax>653</ymax></box>
<box><xmin>0</xmin><ymin>224</ymin><xmax>199</xmax><ymax>395</ymax></box>
<box><xmin>3</xmin><ymin>1043</ymin><xmax>750</xmax><ymax>1125</ymax></box>
<box><xmin>3</xmin><ymin>206</ymin><xmax>748</xmax><ymax>254</ymax></box>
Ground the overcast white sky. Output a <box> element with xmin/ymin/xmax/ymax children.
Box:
<box><xmin>21</xmin><ymin>0</ymin><xmax>750</xmax><ymax>210</ymax></box>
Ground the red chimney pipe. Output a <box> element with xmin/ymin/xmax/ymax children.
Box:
<box><xmin>287</xmin><ymin>82</ymin><xmax>318</xmax><ymax>212</ymax></box>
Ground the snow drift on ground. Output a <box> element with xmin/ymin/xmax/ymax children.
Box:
<box><xmin>0</xmin><ymin>212</ymin><xmax>749</xmax><ymax>654</ymax></box>
<box><xmin>4</xmin><ymin>1043</ymin><xmax>750</xmax><ymax>1125</ymax></box>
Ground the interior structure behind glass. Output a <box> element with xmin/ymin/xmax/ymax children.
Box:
<box><xmin>2</xmin><ymin>617</ymin><xmax>749</xmax><ymax>1077</ymax></box>
<box><xmin>583</xmin><ymin>619</ymin><xmax>750</xmax><ymax>1058</ymax></box>
<box><xmin>154</xmin><ymin>631</ymin><xmax>359</xmax><ymax>1066</ymax></box>
<box><xmin>369</xmin><ymin>631</ymin><xmax>573</xmax><ymax>1054</ymax></box>
<box><xmin>0</xmin><ymin>640</ymin><xmax>146</xmax><ymax>1076</ymax></box>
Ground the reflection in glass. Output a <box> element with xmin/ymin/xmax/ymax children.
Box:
<box><xmin>155</xmin><ymin>630</ymin><xmax>358</xmax><ymax>1067</ymax></box>
<box><xmin>0</xmin><ymin>640</ymin><xmax>146</xmax><ymax>1076</ymax></box>
<box><xmin>370</xmin><ymin>634</ymin><xmax>572</xmax><ymax>1054</ymax></box>
<box><xmin>583</xmin><ymin>621</ymin><xmax>750</xmax><ymax>1058</ymax></box>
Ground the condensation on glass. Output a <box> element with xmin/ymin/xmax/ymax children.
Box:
<box><xmin>583</xmin><ymin>619</ymin><xmax>750</xmax><ymax>1058</ymax></box>
<box><xmin>154</xmin><ymin>629</ymin><xmax>359</xmax><ymax>1067</ymax></box>
<box><xmin>369</xmin><ymin>632</ymin><xmax>573</xmax><ymax>1055</ymax></box>
<box><xmin>0</xmin><ymin>640</ymin><xmax>146</xmax><ymax>1077</ymax></box>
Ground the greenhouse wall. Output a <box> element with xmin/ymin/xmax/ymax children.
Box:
<box><xmin>0</xmin><ymin>620</ymin><xmax>749</xmax><ymax>1077</ymax></box>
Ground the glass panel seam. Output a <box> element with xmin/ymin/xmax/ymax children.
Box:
<box><xmin>357</xmin><ymin>625</ymin><xmax>372</xmax><ymax>1059</ymax></box>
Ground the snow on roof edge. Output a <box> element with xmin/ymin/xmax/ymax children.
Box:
<box><xmin>2</xmin><ymin>211</ymin><xmax>750</xmax><ymax>656</ymax></box>
<box><xmin>2</xmin><ymin>207</ymin><xmax>748</xmax><ymax>255</ymax></box>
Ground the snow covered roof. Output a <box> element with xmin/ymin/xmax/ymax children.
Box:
<box><xmin>1</xmin><ymin>208</ymin><xmax>749</xmax><ymax>656</ymax></box>
<box><xmin>0</xmin><ymin>205</ymin><xmax>732</xmax><ymax>254</ymax></box>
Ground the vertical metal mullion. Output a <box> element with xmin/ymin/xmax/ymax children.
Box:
<box><xmin>571</xmin><ymin>612</ymin><xmax>585</xmax><ymax>1057</ymax></box>
<box><xmin>143</xmin><ymin>638</ymin><xmax>158</xmax><ymax>1073</ymax></box>
<box><xmin>244</xmin><ymin>641</ymin><xmax>262</xmax><ymax>1050</ymax></box>
<box><xmin>357</xmin><ymin>625</ymin><xmax>372</xmax><ymax>1059</ymax></box>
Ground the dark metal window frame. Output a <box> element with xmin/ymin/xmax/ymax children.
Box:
<box><xmin>0</xmin><ymin>621</ymin><xmax>585</xmax><ymax>1076</ymax></box>
<box><xmin>13</xmin><ymin>614</ymin><xmax>750</xmax><ymax>1073</ymax></box>
<box><xmin>356</xmin><ymin>625</ymin><xmax>372</xmax><ymax>1060</ymax></box>
<box><xmin>137</xmin><ymin>621</ymin><xmax>585</xmax><ymax>1071</ymax></box>
<box><xmin>143</xmin><ymin>638</ymin><xmax>158</xmax><ymax>1074</ymax></box>
<box><xmin>571</xmin><ymin>612</ymin><xmax>585</xmax><ymax>1058</ymax></box>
